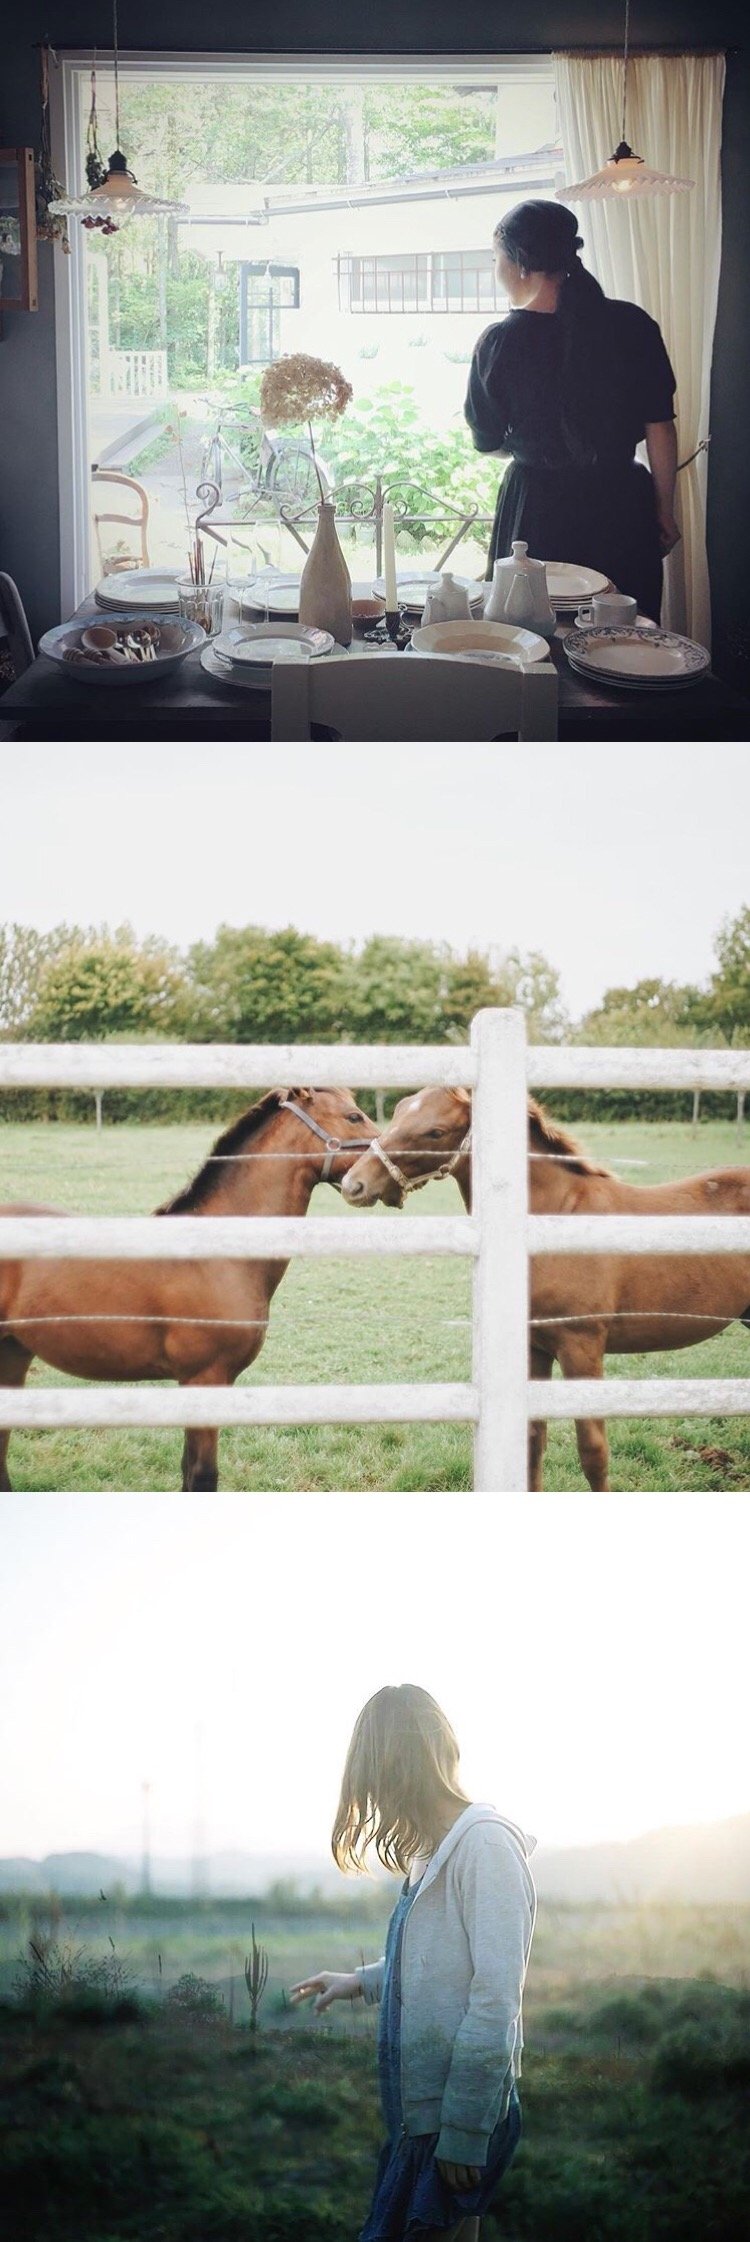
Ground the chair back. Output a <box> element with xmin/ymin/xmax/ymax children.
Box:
<box><xmin>0</xmin><ymin>573</ymin><xmax>35</xmax><ymax>681</ymax></box>
<box><xmin>91</xmin><ymin>470</ymin><xmax>151</xmax><ymax>576</ymax></box>
<box><xmin>271</xmin><ymin>651</ymin><xmax>558</xmax><ymax>742</ymax></box>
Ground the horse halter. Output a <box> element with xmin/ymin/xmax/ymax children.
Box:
<box><xmin>368</xmin><ymin>1129</ymin><xmax>472</xmax><ymax>1208</ymax></box>
<box><xmin>277</xmin><ymin>1098</ymin><xmax>373</xmax><ymax>1186</ymax></box>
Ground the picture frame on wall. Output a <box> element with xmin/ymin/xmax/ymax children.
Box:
<box><xmin>0</xmin><ymin>147</ymin><xmax>38</xmax><ymax>312</ymax></box>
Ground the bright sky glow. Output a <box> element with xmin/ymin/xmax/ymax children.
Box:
<box><xmin>0</xmin><ymin>1490</ymin><xmax>747</xmax><ymax>1863</ymax></box>
<box><xmin>1</xmin><ymin>743</ymin><xmax>748</xmax><ymax>1018</ymax></box>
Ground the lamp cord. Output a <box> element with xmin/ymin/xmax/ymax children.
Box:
<box><xmin>113</xmin><ymin>0</ymin><xmax>121</xmax><ymax>150</ymax></box>
<box><xmin>621</xmin><ymin>0</ymin><xmax>631</xmax><ymax>145</ymax></box>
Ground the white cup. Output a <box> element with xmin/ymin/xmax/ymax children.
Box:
<box><xmin>576</xmin><ymin>592</ymin><xmax>638</xmax><ymax>630</ymax></box>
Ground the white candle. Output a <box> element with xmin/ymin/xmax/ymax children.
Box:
<box><xmin>383</xmin><ymin>501</ymin><xmax>398</xmax><ymax>611</ymax></box>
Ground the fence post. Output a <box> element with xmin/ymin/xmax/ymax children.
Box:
<box><xmin>471</xmin><ymin>1007</ymin><xmax>529</xmax><ymax>1492</ymax></box>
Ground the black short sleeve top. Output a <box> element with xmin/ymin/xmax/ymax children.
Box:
<box><xmin>465</xmin><ymin>299</ymin><xmax>676</xmax><ymax>471</ymax></box>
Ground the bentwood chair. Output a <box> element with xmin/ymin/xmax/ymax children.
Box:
<box><xmin>271</xmin><ymin>651</ymin><xmax>558</xmax><ymax>743</ymax></box>
<box><xmin>91</xmin><ymin>470</ymin><xmax>151</xmax><ymax>576</ymax></box>
<box><xmin>0</xmin><ymin>572</ymin><xmax>35</xmax><ymax>682</ymax></box>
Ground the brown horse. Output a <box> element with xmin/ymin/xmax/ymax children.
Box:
<box><xmin>342</xmin><ymin>1088</ymin><xmax>750</xmax><ymax>1490</ymax></box>
<box><xmin>0</xmin><ymin>1087</ymin><xmax>376</xmax><ymax>1493</ymax></box>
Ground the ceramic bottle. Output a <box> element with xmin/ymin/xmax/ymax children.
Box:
<box><xmin>298</xmin><ymin>501</ymin><xmax>352</xmax><ymax>646</ymax></box>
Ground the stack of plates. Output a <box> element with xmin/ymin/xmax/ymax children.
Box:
<box><xmin>233</xmin><ymin>574</ymin><xmax>302</xmax><ymax>619</ymax></box>
<box><xmin>372</xmin><ymin>571</ymin><xmax>485</xmax><ymax>617</ymax></box>
<box><xmin>201</xmin><ymin>620</ymin><xmax>335</xmax><ymax>691</ymax></box>
<box><xmin>544</xmin><ymin>563</ymin><xmax>610</xmax><ymax>612</ymax></box>
<box><xmin>94</xmin><ymin>567</ymin><xmax>182</xmax><ymax>612</ymax></box>
<box><xmin>563</xmin><ymin>626</ymin><xmax>711</xmax><ymax>691</ymax></box>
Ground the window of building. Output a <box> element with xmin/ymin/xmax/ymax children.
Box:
<box><xmin>338</xmin><ymin>250</ymin><xmax>505</xmax><ymax>315</ymax></box>
<box><xmin>239</xmin><ymin>264</ymin><xmax>300</xmax><ymax>364</ymax></box>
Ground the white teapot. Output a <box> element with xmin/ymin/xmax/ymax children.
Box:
<box><xmin>420</xmin><ymin>571</ymin><xmax>473</xmax><ymax>625</ymax></box>
<box><xmin>484</xmin><ymin>541</ymin><xmax>556</xmax><ymax>638</ymax></box>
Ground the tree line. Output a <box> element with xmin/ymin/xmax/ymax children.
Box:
<box><xmin>0</xmin><ymin>913</ymin><xmax>747</xmax><ymax>1125</ymax></box>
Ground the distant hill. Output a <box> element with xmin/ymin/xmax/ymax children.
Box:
<box><xmin>534</xmin><ymin>1813</ymin><xmax>750</xmax><ymax>1905</ymax></box>
<box><xmin>1</xmin><ymin>1814</ymin><xmax>748</xmax><ymax>1904</ymax></box>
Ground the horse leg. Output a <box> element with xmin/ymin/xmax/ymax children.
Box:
<box><xmin>528</xmin><ymin>1348</ymin><xmax>553</xmax><ymax>1491</ymax></box>
<box><xmin>0</xmin><ymin>1338</ymin><xmax>33</xmax><ymax>1492</ymax></box>
<box><xmin>180</xmin><ymin>1368</ymin><xmax>235</xmax><ymax>1493</ymax></box>
<box><xmin>556</xmin><ymin>1333</ymin><xmax>611</xmax><ymax>1493</ymax></box>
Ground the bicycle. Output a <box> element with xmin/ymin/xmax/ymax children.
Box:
<box><xmin>199</xmin><ymin>393</ymin><xmax>331</xmax><ymax>511</ymax></box>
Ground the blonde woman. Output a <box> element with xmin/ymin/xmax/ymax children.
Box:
<box><xmin>291</xmin><ymin>1684</ymin><xmax>536</xmax><ymax>2242</ymax></box>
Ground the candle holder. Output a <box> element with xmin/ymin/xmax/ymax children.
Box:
<box><xmin>385</xmin><ymin>607</ymin><xmax>410</xmax><ymax>649</ymax></box>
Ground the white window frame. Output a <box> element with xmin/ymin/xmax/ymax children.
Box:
<box><xmin>50</xmin><ymin>51</ymin><xmax>554</xmax><ymax>614</ymax></box>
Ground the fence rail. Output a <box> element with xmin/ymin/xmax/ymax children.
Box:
<box><xmin>1</xmin><ymin>1020</ymin><xmax>749</xmax><ymax>1488</ymax></box>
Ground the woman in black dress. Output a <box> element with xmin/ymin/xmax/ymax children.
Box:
<box><xmin>464</xmin><ymin>200</ymin><xmax>680</xmax><ymax>621</ymax></box>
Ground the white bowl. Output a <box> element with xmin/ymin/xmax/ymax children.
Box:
<box><xmin>410</xmin><ymin>619</ymin><xmax>550</xmax><ymax>665</ymax></box>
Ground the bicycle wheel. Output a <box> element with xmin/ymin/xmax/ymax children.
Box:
<box><xmin>201</xmin><ymin>435</ymin><xmax>223</xmax><ymax>500</ymax></box>
<box><xmin>268</xmin><ymin>441</ymin><xmax>329</xmax><ymax>509</ymax></box>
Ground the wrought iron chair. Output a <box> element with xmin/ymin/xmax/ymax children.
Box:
<box><xmin>195</xmin><ymin>474</ymin><xmax>488</xmax><ymax>579</ymax></box>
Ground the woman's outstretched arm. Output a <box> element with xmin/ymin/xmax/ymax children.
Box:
<box><xmin>645</xmin><ymin>420</ymin><xmax>680</xmax><ymax>555</ymax></box>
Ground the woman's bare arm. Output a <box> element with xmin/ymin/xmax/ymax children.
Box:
<box><xmin>644</xmin><ymin>420</ymin><xmax>681</xmax><ymax>555</ymax></box>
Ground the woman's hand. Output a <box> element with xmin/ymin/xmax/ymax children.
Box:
<box><xmin>657</xmin><ymin>510</ymin><xmax>681</xmax><ymax>556</ymax></box>
<box><xmin>437</xmin><ymin>2159</ymin><xmax>482</xmax><ymax>2191</ymax></box>
<box><xmin>288</xmin><ymin>1969</ymin><xmax>362</xmax><ymax>2014</ymax></box>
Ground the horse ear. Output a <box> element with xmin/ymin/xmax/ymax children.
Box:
<box><xmin>275</xmin><ymin>1085</ymin><xmax>313</xmax><ymax>1104</ymax></box>
<box><xmin>455</xmin><ymin>1087</ymin><xmax>471</xmax><ymax>1110</ymax></box>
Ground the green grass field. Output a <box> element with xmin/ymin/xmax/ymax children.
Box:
<box><xmin>2</xmin><ymin>1891</ymin><xmax>749</xmax><ymax>2240</ymax></box>
<box><xmin>1</xmin><ymin>1118</ymin><xmax>748</xmax><ymax>1493</ymax></box>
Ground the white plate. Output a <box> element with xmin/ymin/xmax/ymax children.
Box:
<box><xmin>563</xmin><ymin>626</ymin><xmax>710</xmax><ymax>687</ymax></box>
<box><xmin>372</xmin><ymin>571</ymin><xmax>485</xmax><ymax>615</ymax></box>
<box><xmin>214</xmin><ymin>622</ymin><xmax>334</xmax><ymax>666</ymax></box>
<box><xmin>94</xmin><ymin>568</ymin><xmax>182</xmax><ymax>612</ymax></box>
<box><xmin>410</xmin><ymin>619</ymin><xmax>549</xmax><ymax>665</ymax></box>
<box><xmin>235</xmin><ymin>574</ymin><xmax>302</xmax><ymax>618</ymax></box>
<box><xmin>39</xmin><ymin>613</ymin><xmax>204</xmax><ymax>682</ymax></box>
<box><xmin>545</xmin><ymin>562</ymin><xmax>610</xmax><ymax>607</ymax></box>
<box><xmin>201</xmin><ymin>640</ymin><xmax>346</xmax><ymax>691</ymax></box>
<box><xmin>573</xmin><ymin>613</ymin><xmax>656</xmax><ymax>633</ymax></box>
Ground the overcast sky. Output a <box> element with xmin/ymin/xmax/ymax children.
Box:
<box><xmin>2</xmin><ymin>742</ymin><xmax>748</xmax><ymax>1018</ymax></box>
<box><xmin>1</xmin><ymin>1490</ymin><xmax>747</xmax><ymax>1863</ymax></box>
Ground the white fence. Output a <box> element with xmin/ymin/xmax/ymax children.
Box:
<box><xmin>104</xmin><ymin>349</ymin><xmax>169</xmax><ymax>400</ymax></box>
<box><xmin>1</xmin><ymin>1014</ymin><xmax>749</xmax><ymax>1490</ymax></box>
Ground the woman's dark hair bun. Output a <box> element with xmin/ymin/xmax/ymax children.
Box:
<box><xmin>495</xmin><ymin>198</ymin><xmax>583</xmax><ymax>277</ymax></box>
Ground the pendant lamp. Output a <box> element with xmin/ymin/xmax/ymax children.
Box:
<box><xmin>50</xmin><ymin>0</ymin><xmax>188</xmax><ymax>230</ymax></box>
<box><xmin>558</xmin><ymin>0</ymin><xmax>694</xmax><ymax>202</ymax></box>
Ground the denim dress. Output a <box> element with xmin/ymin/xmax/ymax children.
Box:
<box><xmin>359</xmin><ymin>1876</ymin><xmax>522</xmax><ymax>2241</ymax></box>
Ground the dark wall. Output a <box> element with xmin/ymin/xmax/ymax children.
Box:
<box><xmin>2</xmin><ymin>3</ymin><xmax>748</xmax><ymax>677</ymax></box>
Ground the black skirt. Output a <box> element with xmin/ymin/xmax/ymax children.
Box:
<box><xmin>489</xmin><ymin>458</ymin><xmax>664</xmax><ymax>623</ymax></box>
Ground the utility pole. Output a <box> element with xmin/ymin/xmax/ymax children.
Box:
<box><xmin>141</xmin><ymin>1780</ymin><xmax>152</xmax><ymax>1897</ymax></box>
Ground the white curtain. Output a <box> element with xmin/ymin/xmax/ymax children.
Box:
<box><xmin>553</xmin><ymin>51</ymin><xmax>725</xmax><ymax>646</ymax></box>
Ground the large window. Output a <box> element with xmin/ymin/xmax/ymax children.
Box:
<box><xmin>338</xmin><ymin>250</ymin><xmax>504</xmax><ymax>316</ymax></box>
<box><xmin>52</xmin><ymin>53</ymin><xmax>557</xmax><ymax>607</ymax></box>
<box><xmin>239</xmin><ymin>265</ymin><xmax>300</xmax><ymax>363</ymax></box>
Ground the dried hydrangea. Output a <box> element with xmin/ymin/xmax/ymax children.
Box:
<box><xmin>259</xmin><ymin>354</ymin><xmax>353</xmax><ymax>428</ymax></box>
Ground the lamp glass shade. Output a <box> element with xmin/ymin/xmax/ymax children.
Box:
<box><xmin>559</xmin><ymin>143</ymin><xmax>694</xmax><ymax>202</ymax></box>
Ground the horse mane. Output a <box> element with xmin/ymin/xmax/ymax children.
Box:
<box><xmin>157</xmin><ymin>1091</ymin><xmax>284</xmax><ymax>1214</ymax></box>
<box><xmin>528</xmin><ymin>1098</ymin><xmax>612</xmax><ymax>1177</ymax></box>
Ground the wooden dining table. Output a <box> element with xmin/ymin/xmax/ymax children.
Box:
<box><xmin>2</xmin><ymin>600</ymin><xmax>748</xmax><ymax>742</ymax></box>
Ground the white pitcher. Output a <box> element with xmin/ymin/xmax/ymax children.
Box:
<box><xmin>420</xmin><ymin>571</ymin><xmax>473</xmax><ymax>626</ymax></box>
<box><xmin>484</xmin><ymin>541</ymin><xmax>556</xmax><ymax>637</ymax></box>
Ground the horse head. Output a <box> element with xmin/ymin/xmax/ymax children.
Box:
<box><xmin>342</xmin><ymin>1087</ymin><xmax>471</xmax><ymax>1207</ymax></box>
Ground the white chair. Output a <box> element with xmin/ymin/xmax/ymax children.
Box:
<box><xmin>271</xmin><ymin>650</ymin><xmax>558</xmax><ymax>742</ymax></box>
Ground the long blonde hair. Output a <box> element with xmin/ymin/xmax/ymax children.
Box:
<box><xmin>332</xmin><ymin>1684</ymin><xmax>469</xmax><ymax>1874</ymax></box>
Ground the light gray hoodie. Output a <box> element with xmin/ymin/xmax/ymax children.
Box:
<box><xmin>356</xmin><ymin>1804</ymin><xmax>537</xmax><ymax>2168</ymax></box>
